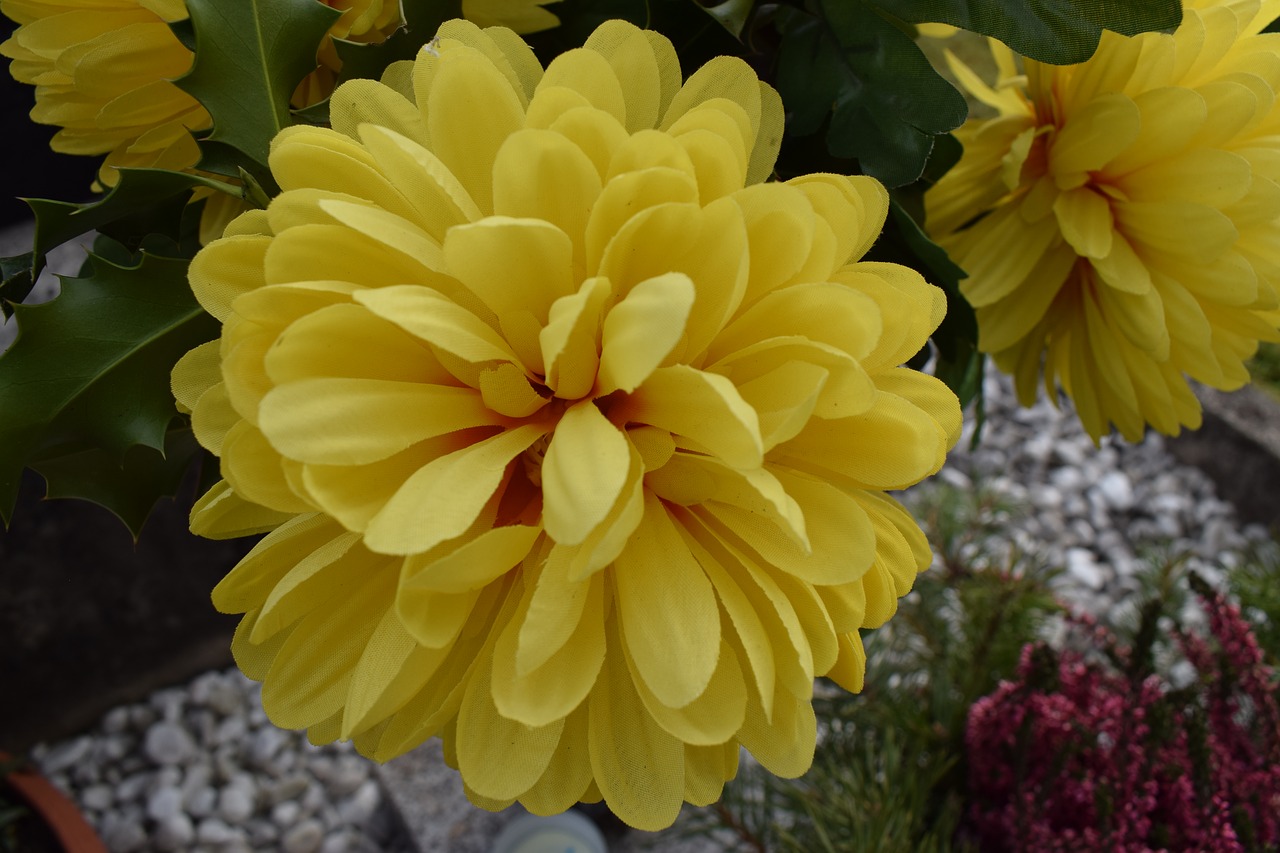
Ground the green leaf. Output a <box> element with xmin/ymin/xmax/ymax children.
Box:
<box><xmin>31</xmin><ymin>428</ymin><xmax>208</xmax><ymax>537</ymax></box>
<box><xmin>0</xmin><ymin>241</ymin><xmax>219</xmax><ymax>523</ymax></box>
<box><xmin>775</xmin><ymin>0</ymin><xmax>968</xmax><ymax>187</ymax></box>
<box><xmin>0</xmin><ymin>253</ymin><xmax>35</xmax><ymax>319</ymax></box>
<box><xmin>881</xmin><ymin>0</ymin><xmax>1182</xmax><ymax>64</ymax></box>
<box><xmin>25</xmin><ymin>168</ymin><xmax>236</xmax><ymax>274</ymax></box>
<box><xmin>176</xmin><ymin>0</ymin><xmax>342</xmax><ymax>170</ymax></box>
<box><xmin>692</xmin><ymin>0</ymin><xmax>756</xmax><ymax>37</ymax></box>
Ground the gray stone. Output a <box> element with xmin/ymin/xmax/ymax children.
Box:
<box><xmin>102</xmin><ymin>707</ymin><xmax>131</xmax><ymax>735</ymax></box>
<box><xmin>336</xmin><ymin>779</ymin><xmax>380</xmax><ymax>826</ymax></box>
<box><xmin>214</xmin><ymin>714</ymin><xmax>248</xmax><ymax>747</ymax></box>
<box><xmin>81</xmin><ymin>784</ymin><xmax>113</xmax><ymax>811</ymax></box>
<box><xmin>100</xmin><ymin>811</ymin><xmax>148</xmax><ymax>852</ymax></box>
<box><xmin>266</xmin><ymin>774</ymin><xmax>310</xmax><ymax>805</ymax></box>
<box><xmin>248</xmin><ymin>817</ymin><xmax>280</xmax><ymax>846</ymax></box>
<box><xmin>40</xmin><ymin>736</ymin><xmax>92</xmax><ymax>775</ymax></box>
<box><xmin>1066</xmin><ymin>548</ymin><xmax>1102</xmax><ymax>591</ymax></box>
<box><xmin>1096</xmin><ymin>470</ymin><xmax>1134</xmax><ymax>511</ymax></box>
<box><xmin>324</xmin><ymin>755</ymin><xmax>369</xmax><ymax>798</ymax></box>
<box><xmin>154</xmin><ymin>814</ymin><xmax>197</xmax><ymax>851</ymax></box>
<box><xmin>115</xmin><ymin>771</ymin><xmax>155</xmax><ymax>804</ymax></box>
<box><xmin>196</xmin><ymin>817</ymin><xmax>243</xmax><ymax>845</ymax></box>
<box><xmin>144</xmin><ymin>721</ymin><xmax>197</xmax><ymax>766</ymax></box>
<box><xmin>272</xmin><ymin>800</ymin><xmax>302</xmax><ymax>827</ymax></box>
<box><xmin>147</xmin><ymin>786</ymin><xmax>185</xmax><ymax>822</ymax></box>
<box><xmin>219</xmin><ymin>784</ymin><xmax>256</xmax><ymax>823</ymax></box>
<box><xmin>250</xmin><ymin>726</ymin><xmax>289</xmax><ymax>767</ymax></box>
<box><xmin>282</xmin><ymin>819</ymin><xmax>326</xmax><ymax>853</ymax></box>
<box><xmin>187</xmin><ymin>786</ymin><xmax>218</xmax><ymax>818</ymax></box>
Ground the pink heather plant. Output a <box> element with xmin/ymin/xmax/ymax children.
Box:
<box><xmin>966</xmin><ymin>585</ymin><xmax>1280</xmax><ymax>852</ymax></box>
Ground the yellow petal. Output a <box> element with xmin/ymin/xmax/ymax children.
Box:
<box><xmin>625</xmin><ymin>638</ymin><xmax>746</xmax><ymax>745</ymax></box>
<box><xmin>542</xmin><ymin>401</ymin><xmax>631</xmax><ymax>545</ymax></box>
<box><xmin>737</xmin><ymin>682</ymin><xmax>816</xmax><ymax>778</ymax></box>
<box><xmin>537</xmin><ymin>47</ymin><xmax>626</xmax><ymax>127</ymax></box>
<box><xmin>775</xmin><ymin>392</ymin><xmax>946</xmax><ymax>490</ymax></box>
<box><xmin>259</xmin><ymin>379</ymin><xmax>505</xmax><ymax>465</ymax></box>
<box><xmin>518</xmin><ymin>704</ymin><xmax>595</xmax><ymax>816</ymax></box>
<box><xmin>491</xmin><ymin>129</ymin><xmax>601</xmax><ymax>279</ymax></box>
<box><xmin>445</xmin><ymin>215</ymin><xmax>575</xmax><ymax>322</ymax></box>
<box><xmin>1049</xmin><ymin>91</ymin><xmax>1141</xmax><ymax>182</ymax></box>
<box><xmin>220</xmin><ymin>421</ymin><xmax>312</xmax><ymax>513</ymax></box>
<box><xmin>401</xmin><ymin>524</ymin><xmax>541</xmax><ymax>594</ymax></box>
<box><xmin>1053</xmin><ymin>186</ymin><xmax>1114</xmax><ymax>259</ymax></box>
<box><xmin>342</xmin><ymin>607</ymin><xmax>450</xmax><ymax>738</ymax></box>
<box><xmin>540</xmin><ymin>276</ymin><xmax>609</xmax><ymax>399</ymax></box>
<box><xmin>493</xmin><ymin>569</ymin><xmax>606</xmax><ymax>726</ymax></box>
<box><xmin>189</xmin><ymin>235</ymin><xmax>270</xmax><ymax>322</ymax></box>
<box><xmin>703</xmin><ymin>467</ymin><xmax>875</xmax><ymax>587</ymax></box>
<box><xmin>619</xmin><ymin>364</ymin><xmax>762</xmax><ymax>470</ymax></box>
<box><xmin>515</xmin><ymin>544</ymin><xmax>590</xmax><ymax>674</ymax></box>
<box><xmin>734</xmin><ymin>360</ymin><xmax>828</xmax><ymax>449</ymax></box>
<box><xmin>614</xmin><ymin>493</ymin><xmax>721</xmax><ymax>709</ymax></box>
<box><xmin>251</xmin><ymin>530</ymin><xmax>367</xmax><ymax>643</ymax></box>
<box><xmin>358</xmin><ymin>123</ymin><xmax>481</xmax><ymax>240</ymax></box>
<box><xmin>709</xmin><ymin>282</ymin><xmax>882</xmax><ymax>366</ymax></box>
<box><xmin>261</xmin><ymin>564</ymin><xmax>396</xmax><ymax>729</ymax></box>
<box><xmin>354</xmin><ymin>285</ymin><xmax>522</xmax><ymax>368</ymax></box>
<box><xmin>456</xmin><ymin>649</ymin><xmax>565</xmax><ymax>801</ymax></box>
<box><xmin>262</xmin><ymin>302</ymin><xmax>456</xmax><ymax>387</ymax></box>
<box><xmin>588</xmin><ymin>622</ymin><xmax>684</xmax><ymax>831</ymax></box>
<box><xmin>423</xmin><ymin>44</ymin><xmax>527</xmax><ymax>212</ymax></box>
<box><xmin>330</xmin><ymin>78</ymin><xmax>427</xmax><ymax>146</ymax></box>
<box><xmin>190</xmin><ymin>480</ymin><xmax>296</xmax><ymax>541</ymax></box>
<box><xmin>597</xmin><ymin>272</ymin><xmax>695</xmax><ymax>394</ymax></box>
<box><xmin>364</xmin><ymin>423</ymin><xmax>548</xmax><ymax>554</ymax></box>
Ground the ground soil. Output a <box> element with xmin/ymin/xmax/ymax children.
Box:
<box><xmin>0</xmin><ymin>469</ymin><xmax>255</xmax><ymax>752</ymax></box>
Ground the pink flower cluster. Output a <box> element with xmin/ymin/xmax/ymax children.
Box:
<box><xmin>965</xmin><ymin>591</ymin><xmax>1280</xmax><ymax>852</ymax></box>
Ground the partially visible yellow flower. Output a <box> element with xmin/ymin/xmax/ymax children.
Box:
<box><xmin>173</xmin><ymin>19</ymin><xmax>960</xmax><ymax>829</ymax></box>
<box><xmin>1</xmin><ymin>0</ymin><xmax>208</xmax><ymax>187</ymax></box>
<box><xmin>926</xmin><ymin>0</ymin><xmax>1280</xmax><ymax>441</ymax></box>
<box><xmin>0</xmin><ymin>0</ymin><xmax>556</xmax><ymax>190</ymax></box>
<box><xmin>291</xmin><ymin>0</ymin><xmax>405</xmax><ymax>107</ymax></box>
<box><xmin>295</xmin><ymin>0</ymin><xmax>562</xmax><ymax>106</ymax></box>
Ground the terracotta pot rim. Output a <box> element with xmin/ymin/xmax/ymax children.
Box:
<box><xmin>1</xmin><ymin>751</ymin><xmax>106</xmax><ymax>853</ymax></box>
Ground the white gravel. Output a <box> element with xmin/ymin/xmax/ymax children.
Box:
<box><xmin>27</xmin><ymin>370</ymin><xmax>1274</xmax><ymax>852</ymax></box>
<box><xmin>31</xmin><ymin>669</ymin><xmax>413</xmax><ymax>853</ymax></box>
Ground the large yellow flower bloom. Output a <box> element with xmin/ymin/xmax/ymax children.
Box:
<box><xmin>172</xmin><ymin>19</ymin><xmax>961</xmax><ymax>829</ymax></box>
<box><xmin>926</xmin><ymin>0</ymin><xmax>1280</xmax><ymax>441</ymax></box>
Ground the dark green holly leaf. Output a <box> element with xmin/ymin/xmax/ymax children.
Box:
<box><xmin>25</xmin><ymin>168</ymin><xmax>235</xmax><ymax>277</ymax></box>
<box><xmin>176</xmin><ymin>0</ymin><xmax>341</xmax><ymax>170</ymax></box>
<box><xmin>693</xmin><ymin>0</ymin><xmax>756</xmax><ymax>37</ymax></box>
<box><xmin>31</xmin><ymin>427</ymin><xmax>207</xmax><ymax>538</ymax></box>
<box><xmin>0</xmin><ymin>242</ymin><xmax>219</xmax><ymax>523</ymax></box>
<box><xmin>879</xmin><ymin>0</ymin><xmax>1182</xmax><ymax>65</ymax></box>
<box><xmin>775</xmin><ymin>0</ymin><xmax>968</xmax><ymax>187</ymax></box>
<box><xmin>1</xmin><ymin>253</ymin><xmax>35</xmax><ymax>319</ymax></box>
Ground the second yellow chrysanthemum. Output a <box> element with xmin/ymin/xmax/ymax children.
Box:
<box><xmin>927</xmin><ymin>0</ymin><xmax>1280</xmax><ymax>441</ymax></box>
<box><xmin>173</xmin><ymin>18</ymin><xmax>961</xmax><ymax>830</ymax></box>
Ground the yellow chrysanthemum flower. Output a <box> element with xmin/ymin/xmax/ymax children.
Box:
<box><xmin>1</xmin><ymin>0</ymin><xmax>208</xmax><ymax>187</ymax></box>
<box><xmin>172</xmin><ymin>19</ymin><xmax>961</xmax><ymax>829</ymax></box>
<box><xmin>926</xmin><ymin>0</ymin><xmax>1280</xmax><ymax>441</ymax></box>
<box><xmin>0</xmin><ymin>0</ymin><xmax>557</xmax><ymax>188</ymax></box>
